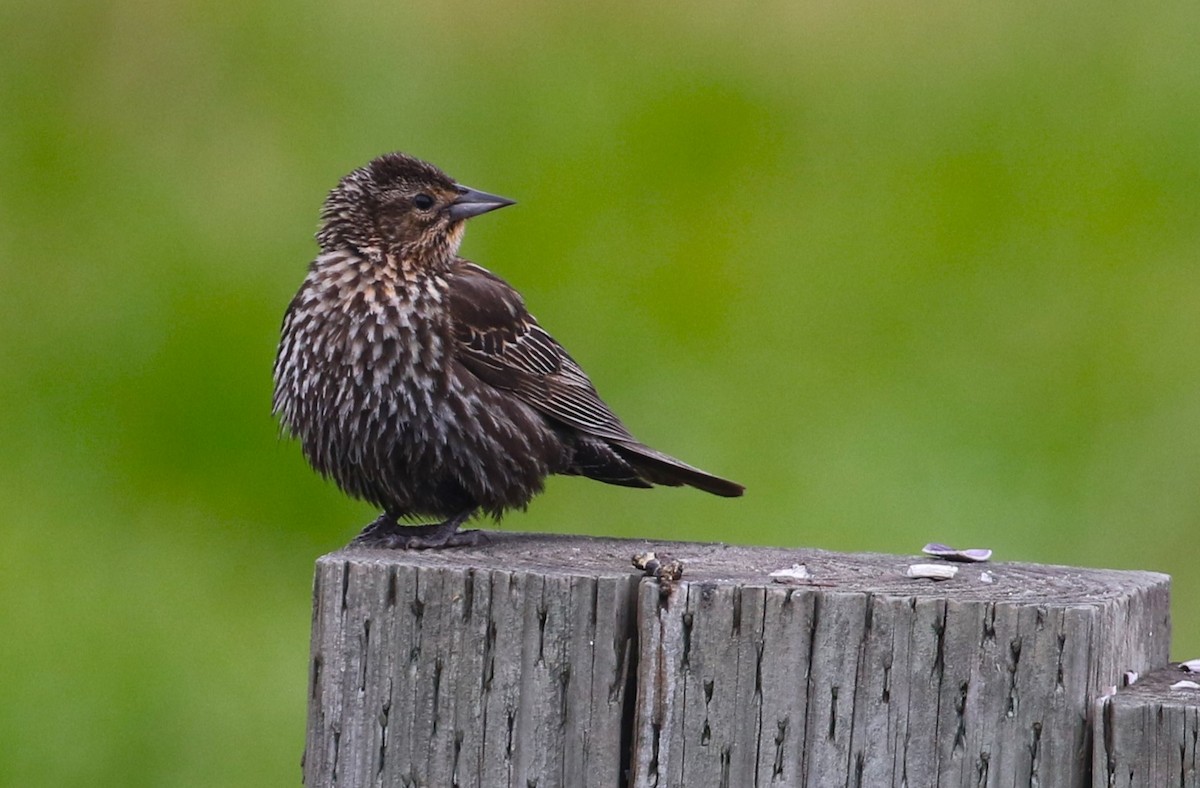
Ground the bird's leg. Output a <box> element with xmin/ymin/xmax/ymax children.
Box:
<box><xmin>352</xmin><ymin>511</ymin><xmax>403</xmax><ymax>545</ymax></box>
<box><xmin>351</xmin><ymin>508</ymin><xmax>483</xmax><ymax>549</ymax></box>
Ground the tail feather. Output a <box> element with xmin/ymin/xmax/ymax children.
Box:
<box><xmin>612</xmin><ymin>441</ymin><xmax>745</xmax><ymax>498</ymax></box>
<box><xmin>568</xmin><ymin>437</ymin><xmax>655</xmax><ymax>489</ymax></box>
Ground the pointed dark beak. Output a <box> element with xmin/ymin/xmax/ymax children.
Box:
<box><xmin>448</xmin><ymin>184</ymin><xmax>515</xmax><ymax>221</ymax></box>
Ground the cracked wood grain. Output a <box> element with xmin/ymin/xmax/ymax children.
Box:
<box><xmin>302</xmin><ymin>532</ymin><xmax>1170</xmax><ymax>787</ymax></box>
<box><xmin>304</xmin><ymin>534</ymin><xmax>640</xmax><ymax>788</ymax></box>
<box><xmin>1095</xmin><ymin>667</ymin><xmax>1200</xmax><ymax>787</ymax></box>
<box><xmin>627</xmin><ymin>541</ymin><xmax>1169</xmax><ymax>788</ymax></box>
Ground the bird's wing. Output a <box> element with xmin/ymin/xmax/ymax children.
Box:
<box><xmin>446</xmin><ymin>261</ymin><xmax>637</xmax><ymax>443</ymax></box>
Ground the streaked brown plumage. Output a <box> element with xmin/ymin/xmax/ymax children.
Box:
<box><xmin>273</xmin><ymin>152</ymin><xmax>743</xmax><ymax>548</ymax></box>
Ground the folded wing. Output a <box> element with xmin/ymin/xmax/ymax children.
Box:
<box><xmin>446</xmin><ymin>260</ymin><xmax>743</xmax><ymax>498</ymax></box>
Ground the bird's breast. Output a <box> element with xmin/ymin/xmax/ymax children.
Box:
<box><xmin>275</xmin><ymin>253</ymin><xmax>455</xmax><ymax>432</ymax></box>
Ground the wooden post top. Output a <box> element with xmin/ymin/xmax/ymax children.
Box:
<box><xmin>307</xmin><ymin>531</ymin><xmax>1174</xmax><ymax>787</ymax></box>
<box><xmin>322</xmin><ymin>530</ymin><xmax>1169</xmax><ymax>605</ymax></box>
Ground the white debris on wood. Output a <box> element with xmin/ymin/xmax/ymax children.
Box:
<box><xmin>769</xmin><ymin>563</ymin><xmax>811</xmax><ymax>583</ymax></box>
<box><xmin>906</xmin><ymin>563</ymin><xmax>958</xmax><ymax>581</ymax></box>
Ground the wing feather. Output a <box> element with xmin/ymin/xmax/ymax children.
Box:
<box><xmin>446</xmin><ymin>260</ymin><xmax>744</xmax><ymax>498</ymax></box>
<box><xmin>447</xmin><ymin>261</ymin><xmax>635</xmax><ymax>442</ymax></box>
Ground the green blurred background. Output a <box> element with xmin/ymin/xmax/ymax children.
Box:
<box><xmin>2</xmin><ymin>1</ymin><xmax>1198</xmax><ymax>784</ymax></box>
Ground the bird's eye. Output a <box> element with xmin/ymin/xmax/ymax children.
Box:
<box><xmin>413</xmin><ymin>193</ymin><xmax>435</xmax><ymax>210</ymax></box>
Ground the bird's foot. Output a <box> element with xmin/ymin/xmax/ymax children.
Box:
<box><xmin>351</xmin><ymin>510</ymin><xmax>483</xmax><ymax>550</ymax></box>
<box><xmin>403</xmin><ymin>524</ymin><xmax>485</xmax><ymax>549</ymax></box>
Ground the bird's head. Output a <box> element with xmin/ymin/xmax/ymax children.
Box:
<box><xmin>316</xmin><ymin>152</ymin><xmax>514</xmax><ymax>267</ymax></box>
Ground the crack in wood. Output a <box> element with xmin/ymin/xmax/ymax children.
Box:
<box><xmin>461</xmin><ymin>568</ymin><xmax>474</xmax><ymax>622</ymax></box>
<box><xmin>731</xmin><ymin>586</ymin><xmax>742</xmax><ymax>637</ymax></box>
<box><xmin>828</xmin><ymin>686</ymin><xmax>838</xmax><ymax>739</ymax></box>
<box><xmin>982</xmin><ymin>603</ymin><xmax>996</xmax><ymax>644</ymax></box>
<box><xmin>931</xmin><ymin>603</ymin><xmax>947</xmax><ymax>680</ymax></box>
<box><xmin>1029</xmin><ymin>720</ymin><xmax>1042</xmax><ymax>781</ymax></box>
<box><xmin>1006</xmin><ymin>637</ymin><xmax>1023</xmax><ymax>718</ymax></box>
<box><xmin>798</xmin><ymin>592</ymin><xmax>821</xmax><ymax>787</ymax></box>
<box><xmin>409</xmin><ymin>578</ymin><xmax>424</xmax><ymax>665</ymax></box>
<box><xmin>452</xmin><ymin>729</ymin><xmax>463</xmax><ymax>787</ymax></box>
<box><xmin>674</xmin><ymin>585</ymin><xmax>689</xmax><ymax>780</ymax></box>
<box><xmin>377</xmin><ymin>694</ymin><xmax>390</xmax><ymax>778</ymax></box>
<box><xmin>431</xmin><ymin>657</ymin><xmax>443</xmax><ymax>736</ymax></box>
<box><xmin>843</xmin><ymin>594</ymin><xmax>872</xmax><ymax>785</ymax></box>
<box><xmin>310</xmin><ymin>655</ymin><xmax>322</xmax><ymax>701</ymax></box>
<box><xmin>932</xmin><ymin>603</ymin><xmax>950</xmax><ymax>777</ymax></box>
<box><xmin>339</xmin><ymin>562</ymin><xmax>350</xmax><ymax>612</ymax></box>
<box><xmin>680</xmin><ymin>612</ymin><xmax>693</xmax><ymax>672</ymax></box>
<box><xmin>359</xmin><ymin>617</ymin><xmax>370</xmax><ymax>692</ymax></box>
<box><xmin>1101</xmin><ymin>696</ymin><xmax>1116</xmax><ymax>777</ymax></box>
<box><xmin>558</xmin><ymin>664</ymin><xmax>571</xmax><ymax>728</ymax></box>
<box><xmin>482</xmin><ymin>618</ymin><xmax>497</xmax><ymax>692</ymax></box>
<box><xmin>536</xmin><ymin>600</ymin><xmax>548</xmax><ymax>667</ymax></box>
<box><xmin>331</xmin><ymin>727</ymin><xmax>341</xmax><ymax>784</ymax></box>
<box><xmin>953</xmin><ymin>681</ymin><xmax>969</xmax><ymax>754</ymax></box>
<box><xmin>648</xmin><ymin>721</ymin><xmax>661</xmax><ymax>782</ymax></box>
<box><xmin>772</xmin><ymin>718</ymin><xmax>787</xmax><ymax>779</ymax></box>
<box><xmin>754</xmin><ymin>642</ymin><xmax>764</xmax><ymax>698</ymax></box>
<box><xmin>1055</xmin><ymin>632</ymin><xmax>1066</xmax><ymax>693</ymax></box>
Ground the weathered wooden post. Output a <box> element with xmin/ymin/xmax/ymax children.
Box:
<box><xmin>303</xmin><ymin>533</ymin><xmax>1171</xmax><ymax>787</ymax></box>
<box><xmin>1094</xmin><ymin>666</ymin><xmax>1200</xmax><ymax>786</ymax></box>
<box><xmin>304</xmin><ymin>533</ymin><xmax>646</xmax><ymax>787</ymax></box>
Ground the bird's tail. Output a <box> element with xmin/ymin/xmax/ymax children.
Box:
<box><xmin>613</xmin><ymin>441</ymin><xmax>745</xmax><ymax>498</ymax></box>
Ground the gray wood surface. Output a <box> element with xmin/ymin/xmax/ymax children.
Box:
<box><xmin>302</xmin><ymin>532</ymin><xmax>1170</xmax><ymax>787</ymax></box>
<box><xmin>1094</xmin><ymin>666</ymin><xmax>1200</xmax><ymax>787</ymax></box>
<box><xmin>629</xmin><ymin>543</ymin><xmax>1169</xmax><ymax>788</ymax></box>
<box><xmin>304</xmin><ymin>533</ymin><xmax>643</xmax><ymax>787</ymax></box>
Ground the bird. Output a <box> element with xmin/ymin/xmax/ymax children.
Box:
<box><xmin>272</xmin><ymin>152</ymin><xmax>743</xmax><ymax>548</ymax></box>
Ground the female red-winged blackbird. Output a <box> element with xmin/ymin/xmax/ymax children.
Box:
<box><xmin>273</xmin><ymin>152</ymin><xmax>743</xmax><ymax>548</ymax></box>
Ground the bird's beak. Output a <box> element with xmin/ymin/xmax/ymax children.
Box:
<box><xmin>448</xmin><ymin>185</ymin><xmax>516</xmax><ymax>221</ymax></box>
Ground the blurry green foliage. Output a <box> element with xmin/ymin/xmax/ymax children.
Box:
<box><xmin>1</xmin><ymin>1</ymin><xmax>1198</xmax><ymax>784</ymax></box>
